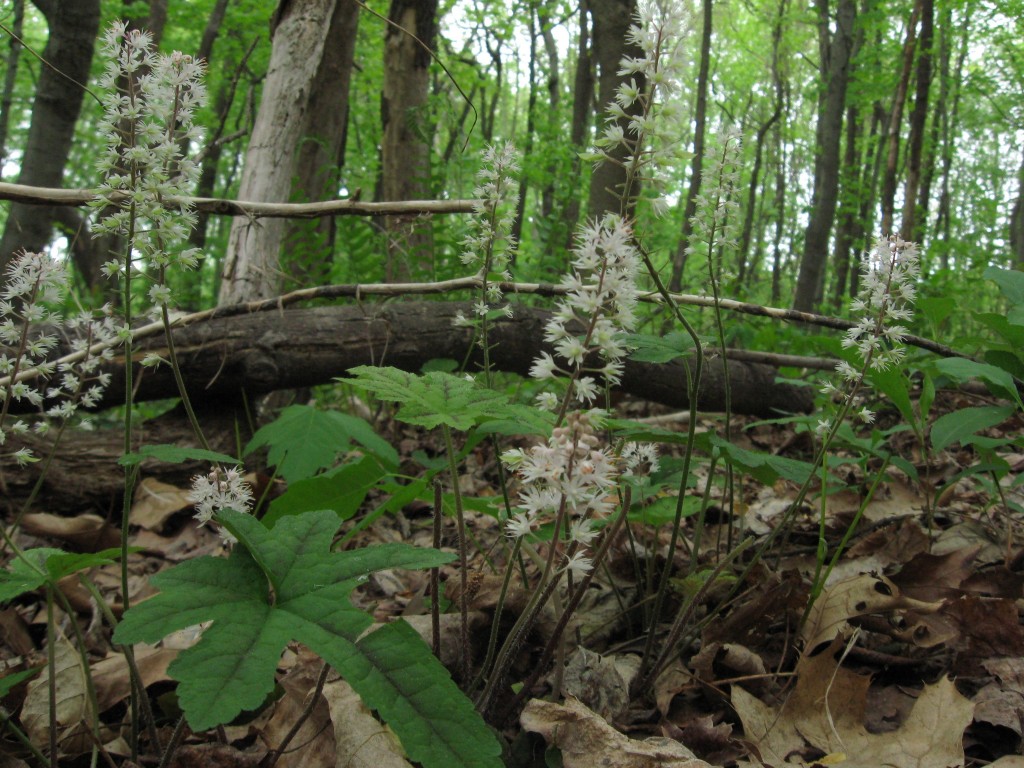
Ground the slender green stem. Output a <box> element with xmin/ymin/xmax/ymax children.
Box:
<box><xmin>45</xmin><ymin>588</ymin><xmax>57</xmax><ymax>768</ymax></box>
<box><xmin>441</xmin><ymin>425</ymin><xmax>471</xmax><ymax>683</ymax></box>
<box><xmin>431</xmin><ymin>476</ymin><xmax>443</xmax><ymax>658</ymax></box>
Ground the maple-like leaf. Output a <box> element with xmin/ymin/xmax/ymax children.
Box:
<box><xmin>113</xmin><ymin>509</ymin><xmax>501</xmax><ymax>768</ymax></box>
<box><xmin>346</xmin><ymin>365</ymin><xmax>516</xmax><ymax>431</ymax></box>
<box><xmin>244</xmin><ymin>404</ymin><xmax>399</xmax><ymax>482</ymax></box>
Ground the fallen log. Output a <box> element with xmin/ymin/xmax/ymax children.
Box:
<box><xmin>2</xmin><ymin>301</ymin><xmax>813</xmax><ymax>517</ymax></box>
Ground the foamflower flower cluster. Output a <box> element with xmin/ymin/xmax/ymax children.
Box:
<box><xmin>531</xmin><ymin>214</ymin><xmax>640</xmax><ymax>409</ymax></box>
<box><xmin>0</xmin><ymin>252</ymin><xmax>117</xmax><ymax>464</ymax></box>
<box><xmin>188</xmin><ymin>465</ymin><xmax>253</xmax><ymax>544</ymax></box>
<box><xmin>502</xmin><ymin>410</ymin><xmax>618</xmax><ymax>574</ymax></box>
<box><xmin>454</xmin><ymin>141</ymin><xmax>519</xmax><ymax>331</ymax></box>
<box><xmin>818</xmin><ymin>234</ymin><xmax>921</xmax><ymax>435</ymax></box>
<box><xmin>91</xmin><ymin>21</ymin><xmax>207</xmax><ymax>300</ymax></box>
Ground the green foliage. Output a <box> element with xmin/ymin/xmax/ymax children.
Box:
<box><xmin>119</xmin><ymin>444</ymin><xmax>240</xmax><ymax>467</ymax></box>
<box><xmin>930</xmin><ymin>405</ymin><xmax>1017</xmax><ymax>453</ymax></box>
<box><xmin>113</xmin><ymin>509</ymin><xmax>501</xmax><ymax>767</ymax></box>
<box><xmin>244</xmin><ymin>404</ymin><xmax>398</xmax><ymax>483</ymax></box>
<box><xmin>0</xmin><ymin>548</ymin><xmax>119</xmax><ymax>603</ymax></box>
<box><xmin>346</xmin><ymin>366</ymin><xmax>518</xmax><ymax>430</ymax></box>
<box><xmin>263</xmin><ymin>454</ymin><xmax>391</xmax><ymax>527</ymax></box>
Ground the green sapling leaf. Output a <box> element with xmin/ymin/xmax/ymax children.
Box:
<box><xmin>244</xmin><ymin>405</ymin><xmax>398</xmax><ymax>482</ymax></box>
<box><xmin>347</xmin><ymin>365</ymin><xmax>516</xmax><ymax>430</ymax></box>
<box><xmin>930</xmin><ymin>405</ymin><xmax>1016</xmax><ymax>452</ymax></box>
<box><xmin>113</xmin><ymin>509</ymin><xmax>501</xmax><ymax>767</ymax></box>
<box><xmin>119</xmin><ymin>444</ymin><xmax>239</xmax><ymax>467</ymax></box>
<box><xmin>0</xmin><ymin>548</ymin><xmax>119</xmax><ymax>603</ymax></box>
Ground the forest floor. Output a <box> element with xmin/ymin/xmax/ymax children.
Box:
<box><xmin>2</xmin><ymin>388</ymin><xmax>1023</xmax><ymax>768</ymax></box>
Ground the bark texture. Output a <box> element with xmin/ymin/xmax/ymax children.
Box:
<box><xmin>380</xmin><ymin>0</ymin><xmax>438</xmax><ymax>281</ymax></box>
<box><xmin>587</xmin><ymin>0</ymin><xmax>644</xmax><ymax>219</ymax></box>
<box><xmin>282</xmin><ymin>0</ymin><xmax>360</xmax><ymax>289</ymax></box>
<box><xmin>0</xmin><ymin>0</ymin><xmax>100</xmax><ymax>272</ymax></box>
<box><xmin>218</xmin><ymin>0</ymin><xmax>338</xmax><ymax>305</ymax></box>
<box><xmin>3</xmin><ymin>302</ymin><xmax>813</xmax><ymax>515</ymax></box>
<box><xmin>792</xmin><ymin>0</ymin><xmax>856</xmax><ymax>312</ymax></box>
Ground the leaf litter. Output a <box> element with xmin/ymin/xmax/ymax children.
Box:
<box><xmin>1</xmin><ymin>393</ymin><xmax>1022</xmax><ymax>767</ymax></box>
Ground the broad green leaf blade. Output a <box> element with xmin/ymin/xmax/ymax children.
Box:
<box><xmin>120</xmin><ymin>444</ymin><xmax>239</xmax><ymax>467</ymax></box>
<box><xmin>984</xmin><ymin>265</ymin><xmax>1024</xmax><ymax>306</ymax></box>
<box><xmin>626</xmin><ymin>330</ymin><xmax>696</xmax><ymax>363</ymax></box>
<box><xmin>113</xmin><ymin>551</ymin><xmax>268</xmax><ymax>645</ymax></box>
<box><xmin>930</xmin><ymin>405</ymin><xmax>1016</xmax><ymax>452</ymax></box>
<box><xmin>299</xmin><ymin>617</ymin><xmax>502</xmax><ymax>768</ymax></box>
<box><xmin>868</xmin><ymin>367</ymin><xmax>915</xmax><ymax>425</ymax></box>
<box><xmin>264</xmin><ymin>455</ymin><xmax>390</xmax><ymax>527</ymax></box>
<box><xmin>115</xmin><ymin>508</ymin><xmax>463</xmax><ymax>749</ymax></box>
<box><xmin>933</xmin><ymin>358</ymin><xmax>1023</xmax><ymax>409</ymax></box>
<box><xmin>244</xmin><ymin>405</ymin><xmax>396</xmax><ymax>482</ymax></box>
<box><xmin>0</xmin><ymin>548</ymin><xmax>60</xmax><ymax>603</ymax></box>
<box><xmin>167</xmin><ymin>604</ymin><xmax>283</xmax><ymax>731</ymax></box>
<box><xmin>347</xmin><ymin>366</ymin><xmax>514</xmax><ymax>430</ymax></box>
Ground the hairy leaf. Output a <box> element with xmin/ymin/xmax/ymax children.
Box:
<box><xmin>244</xmin><ymin>404</ymin><xmax>398</xmax><ymax>482</ymax></box>
<box><xmin>113</xmin><ymin>510</ymin><xmax>500</xmax><ymax>767</ymax></box>
<box><xmin>347</xmin><ymin>365</ymin><xmax>515</xmax><ymax>430</ymax></box>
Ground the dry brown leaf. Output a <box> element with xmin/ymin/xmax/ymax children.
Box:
<box><xmin>130</xmin><ymin>477</ymin><xmax>193</xmax><ymax>530</ymax></box>
<box><xmin>322</xmin><ymin>677</ymin><xmax>412</xmax><ymax>768</ymax></box>
<box><xmin>20</xmin><ymin>512</ymin><xmax>120</xmax><ymax>551</ymax></box>
<box><xmin>889</xmin><ymin>547</ymin><xmax>980</xmax><ymax>602</ymax></box>
<box><xmin>946</xmin><ymin>596</ymin><xmax>1024</xmax><ymax>676</ymax></box>
<box><xmin>90</xmin><ymin>645</ymin><xmax>177</xmax><ymax>712</ymax></box>
<box><xmin>732</xmin><ymin>638</ymin><xmax>974</xmax><ymax>768</ymax></box>
<box><xmin>21</xmin><ymin>633</ymin><xmax>92</xmax><ymax>755</ymax></box>
<box><xmin>801</xmin><ymin>572</ymin><xmax>942</xmax><ymax>651</ymax></box>
<box><xmin>260</xmin><ymin>662</ymin><xmax>335</xmax><ymax>768</ymax></box>
<box><xmin>560</xmin><ymin>649</ymin><xmax>638</xmax><ymax>722</ymax></box>
<box><xmin>521</xmin><ymin>696</ymin><xmax>712</xmax><ymax>768</ymax></box>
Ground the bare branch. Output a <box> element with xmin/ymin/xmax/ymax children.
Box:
<box><xmin>0</xmin><ymin>181</ymin><xmax>479</xmax><ymax>218</ymax></box>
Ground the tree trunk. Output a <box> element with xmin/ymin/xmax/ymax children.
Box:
<box><xmin>380</xmin><ymin>0</ymin><xmax>439</xmax><ymax>282</ymax></box>
<box><xmin>1011</xmin><ymin>154</ymin><xmax>1024</xmax><ymax>270</ymax></box>
<box><xmin>0</xmin><ymin>0</ymin><xmax>100</xmax><ymax>273</ymax></box>
<box><xmin>900</xmin><ymin>0</ymin><xmax>933</xmax><ymax>240</ymax></box>
<box><xmin>668</xmin><ymin>0</ymin><xmax>713</xmax><ymax>292</ymax></box>
<box><xmin>0</xmin><ymin>0</ymin><xmax>25</xmax><ymax>164</ymax></box>
<box><xmin>218</xmin><ymin>0</ymin><xmax>339</xmax><ymax>305</ymax></box>
<box><xmin>791</xmin><ymin>0</ymin><xmax>856</xmax><ymax>312</ymax></box>
<box><xmin>879</xmin><ymin>1</ymin><xmax>920</xmax><ymax>237</ymax></box>
<box><xmin>934</xmin><ymin>0</ymin><xmax>969</xmax><ymax>271</ymax></box>
<box><xmin>282</xmin><ymin>0</ymin><xmax>360</xmax><ymax>289</ymax></box>
<box><xmin>560</xmin><ymin>0</ymin><xmax>594</xmax><ymax>259</ymax></box>
<box><xmin>587</xmin><ymin>0</ymin><xmax>644</xmax><ymax>220</ymax></box>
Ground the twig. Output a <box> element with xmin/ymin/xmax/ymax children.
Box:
<box><xmin>0</xmin><ymin>181</ymin><xmax>478</xmax><ymax>218</ymax></box>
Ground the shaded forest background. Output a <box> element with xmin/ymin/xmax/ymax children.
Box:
<box><xmin>0</xmin><ymin>0</ymin><xmax>1021</xmax><ymax>324</ymax></box>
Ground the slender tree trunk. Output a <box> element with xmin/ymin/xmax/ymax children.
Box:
<box><xmin>1011</xmin><ymin>154</ymin><xmax>1024</xmax><ymax>270</ymax></box>
<box><xmin>916</xmin><ymin>0</ymin><xmax>947</xmax><ymax>247</ymax></box>
<box><xmin>560</xmin><ymin>0</ymin><xmax>594</xmax><ymax>258</ymax></box>
<box><xmin>668</xmin><ymin>0</ymin><xmax>713</xmax><ymax>292</ymax></box>
<box><xmin>0</xmin><ymin>0</ymin><xmax>100</xmax><ymax>273</ymax></box>
<box><xmin>189</xmin><ymin>13</ymin><xmax>256</xmax><ymax>255</ymax></box>
<box><xmin>510</xmin><ymin>5</ymin><xmax>539</xmax><ymax>257</ymax></box>
<box><xmin>900</xmin><ymin>0</ymin><xmax>933</xmax><ymax>240</ymax></box>
<box><xmin>791</xmin><ymin>0</ymin><xmax>855</xmax><ymax>312</ymax></box>
<box><xmin>587</xmin><ymin>0</ymin><xmax>644</xmax><ymax>220</ymax></box>
<box><xmin>537</xmin><ymin>8</ymin><xmax>561</xmax><ymax>227</ymax></box>
<box><xmin>737</xmin><ymin>103</ymin><xmax>781</xmax><ymax>287</ymax></box>
<box><xmin>0</xmin><ymin>0</ymin><xmax>25</xmax><ymax>165</ymax></box>
<box><xmin>282</xmin><ymin>0</ymin><xmax>360</xmax><ymax>289</ymax></box>
<box><xmin>934</xmin><ymin>0</ymin><xmax>969</xmax><ymax>270</ymax></box>
<box><xmin>879</xmin><ymin>2</ymin><xmax>920</xmax><ymax>236</ymax></box>
<box><xmin>219</xmin><ymin>0</ymin><xmax>339</xmax><ymax>304</ymax></box>
<box><xmin>380</xmin><ymin>0</ymin><xmax>439</xmax><ymax>282</ymax></box>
